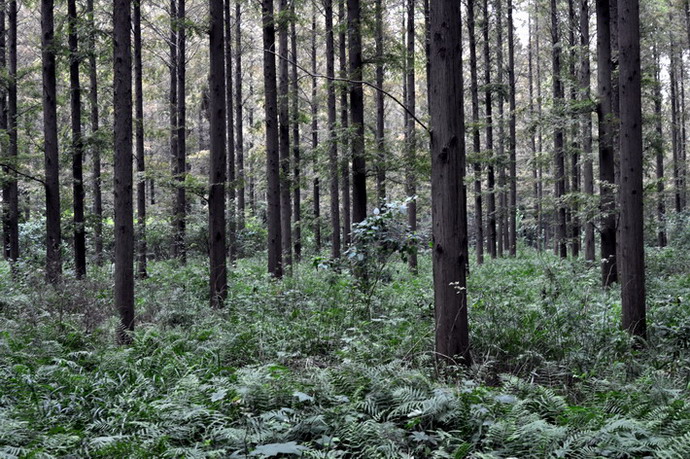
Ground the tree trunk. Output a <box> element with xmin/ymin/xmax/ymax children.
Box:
<box><xmin>326</xmin><ymin>0</ymin><xmax>341</xmax><ymax>259</ymax></box>
<box><xmin>596</xmin><ymin>0</ymin><xmax>617</xmax><ymax>285</ymax></box>
<box><xmin>406</xmin><ymin>0</ymin><xmax>417</xmax><ymax>272</ymax></box>
<box><xmin>311</xmin><ymin>12</ymin><xmax>321</xmax><ymax>252</ymax></box>
<box><xmin>41</xmin><ymin>0</ymin><xmax>62</xmax><ymax>283</ymax></box>
<box><xmin>552</xmin><ymin>0</ymin><xmax>567</xmax><ymax>258</ymax></box>
<box><xmin>169</xmin><ymin>0</ymin><xmax>178</xmax><ymax>259</ymax></box>
<box><xmin>4</xmin><ymin>0</ymin><xmax>18</xmax><ymax>263</ymax></box>
<box><xmin>483</xmin><ymin>0</ymin><xmax>496</xmax><ymax>259</ymax></box>
<box><xmin>278</xmin><ymin>0</ymin><xmax>292</xmax><ymax>266</ymax></box>
<box><xmin>468</xmin><ymin>0</ymin><xmax>483</xmax><ymax>264</ymax></box>
<box><xmin>174</xmin><ymin>0</ymin><xmax>187</xmax><ymax>263</ymax></box>
<box><xmin>617</xmin><ymin>0</ymin><xmax>645</xmax><ymax>340</ymax></box>
<box><xmin>263</xmin><ymin>0</ymin><xmax>283</xmax><ymax>277</ymax></box>
<box><xmin>339</xmin><ymin>0</ymin><xmax>351</xmax><ymax>245</ymax></box>
<box><xmin>225</xmin><ymin>0</ymin><xmax>236</xmax><ymax>262</ymax></box>
<box><xmin>374</xmin><ymin>0</ymin><xmax>385</xmax><ymax>207</ymax></box>
<box><xmin>568</xmin><ymin>0</ymin><xmax>580</xmax><ymax>258</ymax></box>
<box><xmin>536</xmin><ymin>9</ymin><xmax>545</xmax><ymax>250</ymax></box>
<box><xmin>670</xmin><ymin>31</ymin><xmax>681</xmax><ymax>214</ymax></box>
<box><xmin>581</xmin><ymin>0</ymin><xmax>595</xmax><ymax>261</ymax></box>
<box><xmin>113</xmin><ymin>0</ymin><xmax>134</xmax><ymax>343</ymax></box>
<box><xmin>348</xmin><ymin>0</ymin><xmax>366</xmax><ymax>224</ymax></box>
<box><xmin>652</xmin><ymin>44</ymin><xmax>666</xmax><ymax>247</ymax></box>
<box><xmin>209</xmin><ymin>0</ymin><xmax>227</xmax><ymax>308</ymax></box>
<box><xmin>430</xmin><ymin>0</ymin><xmax>470</xmax><ymax>366</ymax></box>
<box><xmin>236</xmin><ymin>0</ymin><xmax>245</xmax><ymax>231</ymax></box>
<box><xmin>290</xmin><ymin>7</ymin><xmax>301</xmax><ymax>261</ymax></box>
<box><xmin>507</xmin><ymin>0</ymin><xmax>516</xmax><ymax>256</ymax></box>
<box><xmin>133</xmin><ymin>0</ymin><xmax>146</xmax><ymax>278</ymax></box>
<box><xmin>496</xmin><ymin>0</ymin><xmax>505</xmax><ymax>257</ymax></box>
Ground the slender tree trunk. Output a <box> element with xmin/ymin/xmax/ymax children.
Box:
<box><xmin>5</xmin><ymin>0</ymin><xmax>18</xmax><ymax>263</ymax></box>
<box><xmin>248</xmin><ymin>84</ymin><xmax>256</xmax><ymax>215</ymax></box>
<box><xmin>406</xmin><ymin>0</ymin><xmax>418</xmax><ymax>272</ymax></box>
<box><xmin>552</xmin><ymin>0</ymin><xmax>567</xmax><ymax>258</ymax></box>
<box><xmin>225</xmin><ymin>0</ymin><xmax>236</xmax><ymax>262</ymax></box>
<box><xmin>290</xmin><ymin>7</ymin><xmax>301</xmax><ymax>261</ymax></box>
<box><xmin>326</xmin><ymin>0</ymin><xmax>341</xmax><ymax>259</ymax></box>
<box><xmin>263</xmin><ymin>0</ymin><xmax>283</xmax><ymax>277</ymax></box>
<box><xmin>670</xmin><ymin>32</ymin><xmax>681</xmax><ymax>214</ymax></box>
<box><xmin>581</xmin><ymin>0</ymin><xmax>595</xmax><ymax>261</ymax></box>
<box><xmin>0</xmin><ymin>4</ymin><xmax>7</xmax><ymax>261</ymax></box>
<box><xmin>681</xmin><ymin>55</ymin><xmax>688</xmax><ymax>210</ymax></box>
<box><xmin>133</xmin><ymin>0</ymin><xmax>146</xmax><ymax>278</ymax></box>
<box><xmin>507</xmin><ymin>0</ymin><xmax>516</xmax><ymax>256</ymax></box>
<box><xmin>236</xmin><ymin>1</ymin><xmax>245</xmax><ymax>231</ymax></box>
<box><xmin>468</xmin><ymin>0</ymin><xmax>483</xmax><ymax>264</ymax></box>
<box><xmin>174</xmin><ymin>0</ymin><xmax>187</xmax><ymax>263</ymax></box>
<box><xmin>339</xmin><ymin>0</ymin><xmax>350</xmax><ymax>245</ymax></box>
<box><xmin>430</xmin><ymin>0</ymin><xmax>470</xmax><ymax>366</ymax></box>
<box><xmin>348</xmin><ymin>0</ymin><xmax>366</xmax><ymax>224</ymax></box>
<box><xmin>113</xmin><ymin>0</ymin><xmax>134</xmax><ymax>343</ymax></box>
<box><xmin>596</xmin><ymin>0</ymin><xmax>617</xmax><ymax>285</ymax></box>
<box><xmin>528</xmin><ymin>11</ymin><xmax>538</xmax><ymax>249</ymax></box>
<box><xmin>278</xmin><ymin>0</ymin><xmax>292</xmax><ymax>266</ymax></box>
<box><xmin>618</xmin><ymin>0</ymin><xmax>645</xmax><ymax>340</ymax></box>
<box><xmin>87</xmin><ymin>0</ymin><xmax>102</xmax><ymax>265</ymax></box>
<box><xmin>42</xmin><ymin>0</ymin><xmax>62</xmax><ymax>283</ymax></box>
<box><xmin>536</xmin><ymin>10</ymin><xmax>545</xmax><ymax>250</ymax></box>
<box><xmin>311</xmin><ymin>12</ymin><xmax>321</xmax><ymax>252</ymax></box>
<box><xmin>483</xmin><ymin>0</ymin><xmax>496</xmax><ymax>259</ymax></box>
<box><xmin>653</xmin><ymin>44</ymin><xmax>666</xmax><ymax>247</ymax></box>
<box><xmin>569</xmin><ymin>0</ymin><xmax>580</xmax><ymax>258</ymax></box>
<box><xmin>496</xmin><ymin>0</ymin><xmax>505</xmax><ymax>257</ymax></box>
<box><xmin>169</xmin><ymin>0</ymin><xmax>178</xmax><ymax>259</ymax></box>
<box><xmin>210</xmin><ymin>0</ymin><xmax>227</xmax><ymax>307</ymax></box>
<box><xmin>374</xmin><ymin>0</ymin><xmax>386</xmax><ymax>206</ymax></box>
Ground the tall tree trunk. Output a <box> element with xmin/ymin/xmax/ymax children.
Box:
<box><xmin>278</xmin><ymin>0</ymin><xmax>292</xmax><ymax>266</ymax></box>
<box><xmin>468</xmin><ymin>0</ymin><xmax>483</xmax><ymax>264</ymax></box>
<box><xmin>235</xmin><ymin>1</ymin><xmax>245</xmax><ymax>231</ymax></box>
<box><xmin>681</xmin><ymin>55</ymin><xmax>688</xmax><ymax>210</ymax></box>
<box><xmin>42</xmin><ymin>0</ymin><xmax>62</xmax><ymax>283</ymax></box>
<box><xmin>374</xmin><ymin>0</ymin><xmax>386</xmax><ymax>206</ymax></box>
<box><xmin>169</xmin><ymin>0</ymin><xmax>178</xmax><ymax>259</ymax></box>
<box><xmin>568</xmin><ymin>0</ymin><xmax>580</xmax><ymax>258</ymax></box>
<box><xmin>430</xmin><ymin>0</ymin><xmax>470</xmax><ymax>366</ymax></box>
<box><xmin>263</xmin><ymin>0</ymin><xmax>283</xmax><ymax>277</ymax></box>
<box><xmin>528</xmin><ymin>10</ymin><xmax>537</xmax><ymax>249</ymax></box>
<box><xmin>552</xmin><ymin>0</ymin><xmax>567</xmax><ymax>258</ymax></box>
<box><xmin>248</xmin><ymin>83</ymin><xmax>256</xmax><ymax>215</ymax></box>
<box><xmin>652</xmin><ymin>44</ymin><xmax>666</xmax><ymax>247</ymax></box>
<box><xmin>339</xmin><ymin>0</ymin><xmax>350</xmax><ymax>245</ymax></box>
<box><xmin>326</xmin><ymin>0</ymin><xmax>341</xmax><ymax>259</ymax></box>
<box><xmin>113</xmin><ymin>0</ymin><xmax>134</xmax><ymax>343</ymax></box>
<box><xmin>405</xmin><ymin>0</ymin><xmax>417</xmax><ymax>272</ymax></box>
<box><xmin>496</xmin><ymin>0</ymin><xmax>505</xmax><ymax>257</ymax></box>
<box><xmin>670</xmin><ymin>32</ymin><xmax>681</xmax><ymax>214</ymax></box>
<box><xmin>617</xmin><ymin>0</ymin><xmax>645</xmax><ymax>340</ymax></box>
<box><xmin>209</xmin><ymin>0</ymin><xmax>227</xmax><ymax>307</ymax></box>
<box><xmin>290</xmin><ymin>7</ymin><xmax>301</xmax><ymax>261</ymax></box>
<box><xmin>133</xmin><ymin>0</ymin><xmax>146</xmax><ymax>278</ymax></box>
<box><xmin>87</xmin><ymin>0</ymin><xmax>102</xmax><ymax>265</ymax></box>
<box><xmin>4</xmin><ymin>0</ymin><xmax>18</xmax><ymax>263</ymax></box>
<box><xmin>507</xmin><ymin>0</ymin><xmax>516</xmax><ymax>256</ymax></box>
<box><xmin>174</xmin><ymin>0</ymin><xmax>187</xmax><ymax>263</ymax></box>
<box><xmin>225</xmin><ymin>0</ymin><xmax>236</xmax><ymax>261</ymax></box>
<box><xmin>483</xmin><ymin>0</ymin><xmax>496</xmax><ymax>258</ymax></box>
<box><xmin>581</xmin><ymin>0</ymin><xmax>595</xmax><ymax>261</ymax></box>
<box><xmin>348</xmin><ymin>0</ymin><xmax>366</xmax><ymax>223</ymax></box>
<box><xmin>311</xmin><ymin>12</ymin><xmax>321</xmax><ymax>252</ymax></box>
<box><xmin>536</xmin><ymin>9</ymin><xmax>545</xmax><ymax>250</ymax></box>
<box><xmin>596</xmin><ymin>0</ymin><xmax>617</xmax><ymax>285</ymax></box>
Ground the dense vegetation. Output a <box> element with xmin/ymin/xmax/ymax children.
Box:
<box><xmin>1</xmin><ymin>212</ymin><xmax>689</xmax><ymax>457</ymax></box>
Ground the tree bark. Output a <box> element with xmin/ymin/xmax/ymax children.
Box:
<box><xmin>468</xmin><ymin>0</ymin><xmax>483</xmax><ymax>264</ymax></box>
<box><xmin>4</xmin><ymin>0</ymin><xmax>18</xmax><ymax>263</ymax></box>
<box><xmin>113</xmin><ymin>0</ymin><xmax>134</xmax><ymax>343</ymax></box>
<box><xmin>174</xmin><ymin>0</ymin><xmax>187</xmax><ymax>263</ymax></box>
<box><xmin>339</xmin><ymin>0</ymin><xmax>351</xmax><ymax>245</ymax></box>
<box><xmin>483</xmin><ymin>0</ymin><xmax>496</xmax><ymax>259</ymax></box>
<box><xmin>169</xmin><ymin>0</ymin><xmax>178</xmax><ymax>260</ymax></box>
<box><xmin>552</xmin><ymin>0</ymin><xmax>567</xmax><ymax>258</ymax></box>
<box><xmin>430</xmin><ymin>0</ymin><xmax>470</xmax><ymax>366</ymax></box>
<box><xmin>326</xmin><ymin>0</ymin><xmax>341</xmax><ymax>259</ymax></box>
<box><xmin>507</xmin><ymin>0</ymin><xmax>516</xmax><ymax>256</ymax></box>
<box><xmin>375</xmin><ymin>0</ymin><xmax>386</xmax><ymax>207</ymax></box>
<box><xmin>42</xmin><ymin>0</ymin><xmax>62</xmax><ymax>283</ymax></box>
<box><xmin>581</xmin><ymin>0</ymin><xmax>595</xmax><ymax>261</ymax></box>
<box><xmin>348</xmin><ymin>0</ymin><xmax>366</xmax><ymax>224</ymax></box>
<box><xmin>290</xmin><ymin>6</ymin><xmax>301</xmax><ymax>261</ymax></box>
<box><xmin>670</xmin><ymin>31</ymin><xmax>681</xmax><ymax>214</ymax></box>
<box><xmin>311</xmin><ymin>12</ymin><xmax>321</xmax><ymax>252</ymax></box>
<box><xmin>406</xmin><ymin>0</ymin><xmax>417</xmax><ymax>272</ymax></box>
<box><xmin>133</xmin><ymin>0</ymin><xmax>146</xmax><ymax>278</ymax></box>
<box><xmin>278</xmin><ymin>0</ymin><xmax>292</xmax><ymax>266</ymax></box>
<box><xmin>617</xmin><ymin>0</ymin><xmax>645</xmax><ymax>340</ymax></box>
<box><xmin>235</xmin><ymin>1</ymin><xmax>245</xmax><ymax>232</ymax></box>
<box><xmin>496</xmin><ymin>0</ymin><xmax>506</xmax><ymax>258</ymax></box>
<box><xmin>652</xmin><ymin>45</ymin><xmax>666</xmax><ymax>247</ymax></box>
<box><xmin>568</xmin><ymin>0</ymin><xmax>580</xmax><ymax>258</ymax></box>
<box><xmin>210</xmin><ymin>0</ymin><xmax>227</xmax><ymax>308</ymax></box>
<box><xmin>225</xmin><ymin>0</ymin><xmax>236</xmax><ymax>261</ymax></box>
<box><xmin>263</xmin><ymin>0</ymin><xmax>283</xmax><ymax>277</ymax></box>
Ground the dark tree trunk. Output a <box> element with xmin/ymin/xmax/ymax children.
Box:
<box><xmin>1</xmin><ymin>3</ymin><xmax>6</xmax><ymax>261</ymax></box>
<box><xmin>169</xmin><ymin>0</ymin><xmax>178</xmax><ymax>259</ymax></box>
<box><xmin>133</xmin><ymin>0</ymin><xmax>146</xmax><ymax>278</ymax></box>
<box><xmin>278</xmin><ymin>0</ymin><xmax>292</xmax><ymax>266</ymax></box>
<box><xmin>406</xmin><ymin>0</ymin><xmax>418</xmax><ymax>272</ymax></box>
<box><xmin>507</xmin><ymin>0</ymin><xmax>516</xmax><ymax>256</ymax></box>
<box><xmin>496</xmin><ymin>0</ymin><xmax>506</xmax><ymax>258</ymax></box>
<box><xmin>581</xmin><ymin>0</ymin><xmax>595</xmax><ymax>261</ymax></box>
<box><xmin>4</xmin><ymin>0</ymin><xmax>18</xmax><ymax>263</ymax></box>
<box><xmin>468</xmin><ymin>0</ymin><xmax>483</xmax><ymax>264</ymax></box>
<box><xmin>263</xmin><ymin>0</ymin><xmax>283</xmax><ymax>277</ymax></box>
<box><xmin>339</xmin><ymin>0</ymin><xmax>350</xmax><ymax>245</ymax></box>
<box><xmin>113</xmin><ymin>0</ymin><xmax>134</xmax><ymax>343</ymax></box>
<box><xmin>236</xmin><ymin>1</ymin><xmax>245</xmax><ymax>232</ymax></box>
<box><xmin>430</xmin><ymin>0</ymin><xmax>470</xmax><ymax>366</ymax></box>
<box><xmin>290</xmin><ymin>7</ymin><xmax>301</xmax><ymax>261</ymax></box>
<box><xmin>209</xmin><ymin>0</ymin><xmax>227</xmax><ymax>308</ymax></box>
<box><xmin>568</xmin><ymin>0</ymin><xmax>580</xmax><ymax>258</ymax></box>
<box><xmin>326</xmin><ymin>0</ymin><xmax>341</xmax><ymax>259</ymax></box>
<box><xmin>174</xmin><ymin>0</ymin><xmax>187</xmax><ymax>263</ymax></box>
<box><xmin>528</xmin><ymin>11</ymin><xmax>537</xmax><ymax>249</ymax></box>
<box><xmin>374</xmin><ymin>0</ymin><xmax>386</xmax><ymax>206</ymax></box>
<box><xmin>87</xmin><ymin>0</ymin><xmax>102</xmax><ymax>265</ymax></box>
<box><xmin>596</xmin><ymin>0</ymin><xmax>617</xmax><ymax>285</ymax></box>
<box><xmin>311</xmin><ymin>12</ymin><xmax>321</xmax><ymax>252</ymax></box>
<box><xmin>225</xmin><ymin>0</ymin><xmax>236</xmax><ymax>262</ymax></box>
<box><xmin>483</xmin><ymin>0</ymin><xmax>496</xmax><ymax>259</ymax></box>
<box><xmin>536</xmin><ymin>10</ymin><xmax>545</xmax><ymax>250</ymax></box>
<box><xmin>652</xmin><ymin>44</ymin><xmax>666</xmax><ymax>247</ymax></box>
<box><xmin>552</xmin><ymin>0</ymin><xmax>567</xmax><ymax>258</ymax></box>
<box><xmin>348</xmin><ymin>0</ymin><xmax>366</xmax><ymax>224</ymax></box>
<box><xmin>670</xmin><ymin>32</ymin><xmax>681</xmax><ymax>214</ymax></box>
<box><xmin>617</xmin><ymin>0</ymin><xmax>645</xmax><ymax>340</ymax></box>
<box><xmin>42</xmin><ymin>0</ymin><xmax>62</xmax><ymax>283</ymax></box>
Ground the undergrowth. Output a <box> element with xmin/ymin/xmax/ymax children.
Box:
<box><xmin>1</xmin><ymin>244</ymin><xmax>689</xmax><ymax>458</ymax></box>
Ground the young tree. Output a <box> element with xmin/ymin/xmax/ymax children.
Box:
<box><xmin>133</xmin><ymin>0</ymin><xmax>147</xmax><ymax>278</ymax></box>
<box><xmin>617</xmin><ymin>0</ymin><xmax>645</xmax><ymax>339</ymax></box>
<box><xmin>430</xmin><ymin>0</ymin><xmax>470</xmax><ymax>366</ymax></box>
<box><xmin>42</xmin><ymin>0</ymin><xmax>62</xmax><ymax>283</ymax></box>
<box><xmin>326</xmin><ymin>0</ymin><xmax>341</xmax><ymax>259</ymax></box>
<box><xmin>348</xmin><ymin>0</ymin><xmax>366</xmax><ymax>223</ymax></box>
<box><xmin>468</xmin><ymin>0</ymin><xmax>484</xmax><ymax>264</ymax></box>
<box><xmin>209</xmin><ymin>0</ymin><xmax>227</xmax><ymax>308</ymax></box>
<box><xmin>113</xmin><ymin>0</ymin><xmax>134</xmax><ymax>343</ymax></box>
<box><xmin>405</xmin><ymin>0</ymin><xmax>417</xmax><ymax>272</ymax></box>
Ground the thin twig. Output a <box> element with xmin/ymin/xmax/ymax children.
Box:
<box><xmin>0</xmin><ymin>163</ymin><xmax>46</xmax><ymax>186</ymax></box>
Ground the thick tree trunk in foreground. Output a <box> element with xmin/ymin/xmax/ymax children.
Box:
<box><xmin>430</xmin><ymin>0</ymin><xmax>470</xmax><ymax>366</ymax></box>
<box><xmin>326</xmin><ymin>0</ymin><xmax>341</xmax><ymax>259</ymax></box>
<box><xmin>133</xmin><ymin>0</ymin><xmax>147</xmax><ymax>278</ymax></box>
<box><xmin>348</xmin><ymin>0</ymin><xmax>366</xmax><ymax>224</ymax></box>
<box><xmin>113</xmin><ymin>0</ymin><xmax>134</xmax><ymax>343</ymax></box>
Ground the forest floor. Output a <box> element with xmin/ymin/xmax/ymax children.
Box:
<box><xmin>1</xmin><ymin>238</ymin><xmax>690</xmax><ymax>457</ymax></box>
